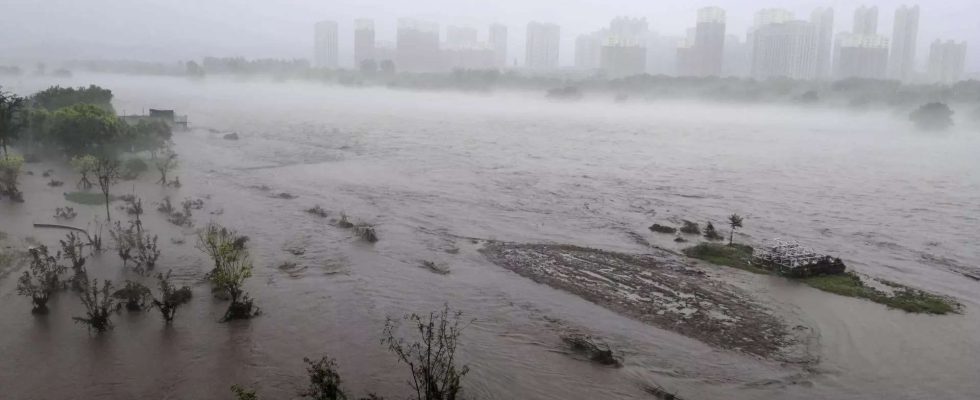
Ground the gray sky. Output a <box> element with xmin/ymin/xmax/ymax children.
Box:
<box><xmin>1</xmin><ymin>0</ymin><xmax>977</xmax><ymax>71</ymax></box>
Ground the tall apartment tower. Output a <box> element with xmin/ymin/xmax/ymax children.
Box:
<box><xmin>446</xmin><ymin>26</ymin><xmax>479</xmax><ymax>48</ymax></box>
<box><xmin>853</xmin><ymin>6</ymin><xmax>878</xmax><ymax>35</ymax></box>
<box><xmin>526</xmin><ymin>22</ymin><xmax>560</xmax><ymax>70</ymax></box>
<box><xmin>397</xmin><ymin>19</ymin><xmax>441</xmax><ymax>73</ymax></box>
<box><xmin>575</xmin><ymin>30</ymin><xmax>606</xmax><ymax>70</ymax></box>
<box><xmin>750</xmin><ymin>10</ymin><xmax>818</xmax><ymax>80</ymax></box>
<box><xmin>835</xmin><ymin>34</ymin><xmax>889</xmax><ymax>79</ymax></box>
<box><xmin>489</xmin><ymin>24</ymin><xmax>508</xmax><ymax>68</ymax></box>
<box><xmin>811</xmin><ymin>8</ymin><xmax>835</xmax><ymax>80</ymax></box>
<box><xmin>928</xmin><ymin>40</ymin><xmax>967</xmax><ymax>84</ymax></box>
<box><xmin>889</xmin><ymin>5</ymin><xmax>920</xmax><ymax>81</ymax></box>
<box><xmin>354</xmin><ymin>19</ymin><xmax>376</xmax><ymax>68</ymax></box>
<box><xmin>314</xmin><ymin>20</ymin><xmax>339</xmax><ymax>69</ymax></box>
<box><xmin>693</xmin><ymin>7</ymin><xmax>726</xmax><ymax>76</ymax></box>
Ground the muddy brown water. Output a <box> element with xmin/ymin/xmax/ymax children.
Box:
<box><xmin>1</xmin><ymin>74</ymin><xmax>979</xmax><ymax>399</ymax></box>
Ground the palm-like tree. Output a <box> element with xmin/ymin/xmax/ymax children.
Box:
<box><xmin>728</xmin><ymin>214</ymin><xmax>743</xmax><ymax>245</ymax></box>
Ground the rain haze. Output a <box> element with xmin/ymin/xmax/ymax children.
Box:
<box><xmin>0</xmin><ymin>1</ymin><xmax>979</xmax><ymax>400</ymax></box>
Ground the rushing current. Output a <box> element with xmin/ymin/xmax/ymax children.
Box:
<box><xmin>1</xmin><ymin>74</ymin><xmax>978</xmax><ymax>399</ymax></box>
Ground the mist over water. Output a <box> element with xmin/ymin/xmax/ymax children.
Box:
<box><xmin>1</xmin><ymin>74</ymin><xmax>979</xmax><ymax>399</ymax></box>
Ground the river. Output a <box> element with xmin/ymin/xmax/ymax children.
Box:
<box><xmin>0</xmin><ymin>74</ymin><xmax>978</xmax><ymax>399</ymax></box>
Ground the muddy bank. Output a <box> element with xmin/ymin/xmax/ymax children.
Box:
<box><xmin>480</xmin><ymin>242</ymin><xmax>807</xmax><ymax>361</ymax></box>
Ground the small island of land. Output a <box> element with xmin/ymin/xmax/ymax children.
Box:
<box><xmin>683</xmin><ymin>242</ymin><xmax>960</xmax><ymax>315</ymax></box>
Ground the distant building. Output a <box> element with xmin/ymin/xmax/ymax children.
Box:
<box><xmin>723</xmin><ymin>34</ymin><xmax>749</xmax><ymax>77</ymax></box>
<box><xmin>443</xmin><ymin>45</ymin><xmax>496</xmax><ymax>70</ymax></box>
<box><xmin>446</xmin><ymin>26</ymin><xmax>479</xmax><ymax>48</ymax></box>
<box><xmin>853</xmin><ymin>5</ymin><xmax>879</xmax><ymax>36</ymax></box>
<box><xmin>646</xmin><ymin>34</ymin><xmax>683</xmax><ymax>75</ymax></box>
<box><xmin>397</xmin><ymin>19</ymin><xmax>441</xmax><ymax>73</ymax></box>
<box><xmin>835</xmin><ymin>33</ymin><xmax>889</xmax><ymax>79</ymax></box>
<box><xmin>489</xmin><ymin>24</ymin><xmax>508</xmax><ymax>68</ymax></box>
<box><xmin>314</xmin><ymin>20</ymin><xmax>339</xmax><ymax>68</ymax></box>
<box><xmin>609</xmin><ymin>17</ymin><xmax>648</xmax><ymax>44</ymax></box>
<box><xmin>751</xmin><ymin>16</ymin><xmax>818</xmax><ymax>80</ymax></box>
<box><xmin>889</xmin><ymin>5</ymin><xmax>920</xmax><ymax>81</ymax></box>
<box><xmin>526</xmin><ymin>22</ymin><xmax>560</xmax><ymax>70</ymax></box>
<box><xmin>375</xmin><ymin>41</ymin><xmax>396</xmax><ymax>69</ymax></box>
<box><xmin>679</xmin><ymin>7</ymin><xmax>726</xmax><ymax>77</ymax></box>
<box><xmin>354</xmin><ymin>19</ymin><xmax>376</xmax><ymax>68</ymax></box>
<box><xmin>810</xmin><ymin>8</ymin><xmax>835</xmax><ymax>80</ymax></box>
<box><xmin>575</xmin><ymin>30</ymin><xmax>606</xmax><ymax>71</ymax></box>
<box><xmin>600</xmin><ymin>38</ymin><xmax>647</xmax><ymax>78</ymax></box>
<box><xmin>928</xmin><ymin>40</ymin><xmax>967</xmax><ymax>84</ymax></box>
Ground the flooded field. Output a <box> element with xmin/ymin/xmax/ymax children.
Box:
<box><xmin>1</xmin><ymin>74</ymin><xmax>979</xmax><ymax>399</ymax></box>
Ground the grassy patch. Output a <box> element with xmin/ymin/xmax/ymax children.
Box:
<box><xmin>65</xmin><ymin>191</ymin><xmax>112</xmax><ymax>205</ymax></box>
<box><xmin>684</xmin><ymin>243</ymin><xmax>960</xmax><ymax>314</ymax></box>
<box><xmin>802</xmin><ymin>273</ymin><xmax>959</xmax><ymax>315</ymax></box>
<box><xmin>682</xmin><ymin>242</ymin><xmax>768</xmax><ymax>274</ymax></box>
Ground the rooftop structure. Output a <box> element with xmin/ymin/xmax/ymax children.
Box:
<box><xmin>753</xmin><ymin>239</ymin><xmax>846</xmax><ymax>277</ymax></box>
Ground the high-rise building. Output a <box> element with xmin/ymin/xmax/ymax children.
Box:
<box><xmin>723</xmin><ymin>34</ymin><xmax>749</xmax><ymax>77</ymax></box>
<box><xmin>600</xmin><ymin>37</ymin><xmax>647</xmax><ymax>78</ymax></box>
<box><xmin>579</xmin><ymin>17</ymin><xmax>648</xmax><ymax>74</ymax></box>
<box><xmin>834</xmin><ymin>33</ymin><xmax>889</xmax><ymax>79</ymax></box>
<box><xmin>750</xmin><ymin>18</ymin><xmax>818</xmax><ymax>80</ymax></box>
<box><xmin>354</xmin><ymin>19</ymin><xmax>376</xmax><ymax>68</ymax></box>
<box><xmin>575</xmin><ymin>30</ymin><xmax>606</xmax><ymax>70</ymax></box>
<box><xmin>889</xmin><ymin>5</ymin><xmax>920</xmax><ymax>81</ymax></box>
<box><xmin>446</xmin><ymin>26</ymin><xmax>479</xmax><ymax>48</ymax></box>
<box><xmin>526</xmin><ymin>22</ymin><xmax>560</xmax><ymax>70</ymax></box>
<box><xmin>314</xmin><ymin>20</ymin><xmax>339</xmax><ymax>69</ymax></box>
<box><xmin>646</xmin><ymin>34</ymin><xmax>683</xmax><ymax>75</ymax></box>
<box><xmin>691</xmin><ymin>7</ymin><xmax>726</xmax><ymax>76</ymax></box>
<box><xmin>754</xmin><ymin>8</ymin><xmax>794</xmax><ymax>26</ymax></box>
<box><xmin>928</xmin><ymin>40</ymin><xmax>967</xmax><ymax>84</ymax></box>
<box><xmin>810</xmin><ymin>8</ymin><xmax>835</xmax><ymax>80</ymax></box>
<box><xmin>489</xmin><ymin>24</ymin><xmax>508</xmax><ymax>68</ymax></box>
<box><xmin>609</xmin><ymin>17</ymin><xmax>648</xmax><ymax>44</ymax></box>
<box><xmin>397</xmin><ymin>19</ymin><xmax>441</xmax><ymax>73</ymax></box>
<box><xmin>853</xmin><ymin>6</ymin><xmax>878</xmax><ymax>36</ymax></box>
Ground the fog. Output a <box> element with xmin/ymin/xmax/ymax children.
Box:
<box><xmin>1</xmin><ymin>2</ymin><xmax>979</xmax><ymax>400</ymax></box>
<box><xmin>1</xmin><ymin>0</ymin><xmax>978</xmax><ymax>70</ymax></box>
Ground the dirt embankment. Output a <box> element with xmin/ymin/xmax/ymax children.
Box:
<box><xmin>480</xmin><ymin>242</ymin><xmax>806</xmax><ymax>361</ymax></box>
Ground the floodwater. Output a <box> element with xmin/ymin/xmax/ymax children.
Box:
<box><xmin>1</xmin><ymin>74</ymin><xmax>978</xmax><ymax>399</ymax></box>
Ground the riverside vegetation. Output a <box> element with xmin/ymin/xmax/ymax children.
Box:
<box><xmin>682</xmin><ymin>242</ymin><xmax>958</xmax><ymax>314</ymax></box>
<box><xmin>648</xmin><ymin>215</ymin><xmax>959</xmax><ymax>314</ymax></box>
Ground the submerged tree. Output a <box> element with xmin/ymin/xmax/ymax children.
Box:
<box><xmin>73</xmin><ymin>278</ymin><xmax>116</xmax><ymax>333</ymax></box>
<box><xmin>703</xmin><ymin>222</ymin><xmax>723</xmax><ymax>241</ymax></box>
<box><xmin>112</xmin><ymin>280</ymin><xmax>152</xmax><ymax>311</ymax></box>
<box><xmin>196</xmin><ymin>223</ymin><xmax>257</xmax><ymax>320</ymax></box>
<box><xmin>382</xmin><ymin>304</ymin><xmax>470</xmax><ymax>400</ymax></box>
<box><xmin>152</xmin><ymin>145</ymin><xmax>178</xmax><ymax>186</ymax></box>
<box><xmin>93</xmin><ymin>157</ymin><xmax>120</xmax><ymax>221</ymax></box>
<box><xmin>231</xmin><ymin>385</ymin><xmax>259</xmax><ymax>400</ymax></box>
<box><xmin>151</xmin><ymin>270</ymin><xmax>193</xmax><ymax>324</ymax></box>
<box><xmin>16</xmin><ymin>245</ymin><xmax>67</xmax><ymax>313</ymax></box>
<box><xmin>70</xmin><ymin>154</ymin><xmax>98</xmax><ymax>190</ymax></box>
<box><xmin>60</xmin><ymin>232</ymin><xmax>88</xmax><ymax>291</ymax></box>
<box><xmin>300</xmin><ymin>356</ymin><xmax>349</xmax><ymax>400</ymax></box>
<box><xmin>909</xmin><ymin>102</ymin><xmax>954</xmax><ymax>131</ymax></box>
<box><xmin>110</xmin><ymin>219</ymin><xmax>160</xmax><ymax>275</ymax></box>
<box><xmin>0</xmin><ymin>88</ymin><xmax>25</xmax><ymax>157</ymax></box>
<box><xmin>0</xmin><ymin>154</ymin><xmax>25</xmax><ymax>202</ymax></box>
<box><xmin>728</xmin><ymin>214</ymin><xmax>744</xmax><ymax>246</ymax></box>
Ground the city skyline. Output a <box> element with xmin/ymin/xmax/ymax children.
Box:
<box><xmin>314</xmin><ymin>4</ymin><xmax>965</xmax><ymax>83</ymax></box>
<box><xmin>1</xmin><ymin>1</ymin><xmax>977</xmax><ymax>77</ymax></box>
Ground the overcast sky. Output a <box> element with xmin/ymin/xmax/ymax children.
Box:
<box><xmin>1</xmin><ymin>0</ymin><xmax>976</xmax><ymax>71</ymax></box>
